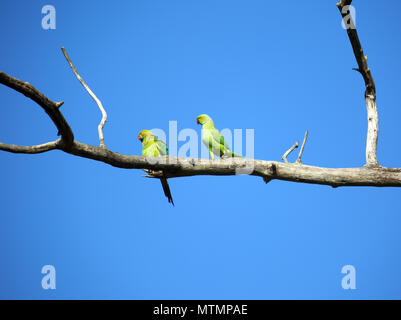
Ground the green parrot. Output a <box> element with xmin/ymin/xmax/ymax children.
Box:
<box><xmin>196</xmin><ymin>114</ymin><xmax>242</xmax><ymax>159</ymax></box>
<box><xmin>138</xmin><ymin>129</ymin><xmax>174</xmax><ymax>206</ymax></box>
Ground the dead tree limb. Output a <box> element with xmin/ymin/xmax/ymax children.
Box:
<box><xmin>1</xmin><ymin>1</ymin><xmax>400</xmax><ymax>190</ymax></box>
<box><xmin>282</xmin><ymin>141</ymin><xmax>299</xmax><ymax>164</ymax></box>
<box><xmin>61</xmin><ymin>47</ymin><xmax>108</xmax><ymax>148</ymax></box>
<box><xmin>296</xmin><ymin>130</ymin><xmax>308</xmax><ymax>164</ymax></box>
<box><xmin>0</xmin><ymin>72</ymin><xmax>73</xmax><ymax>147</ymax></box>
<box><xmin>337</xmin><ymin>0</ymin><xmax>379</xmax><ymax>167</ymax></box>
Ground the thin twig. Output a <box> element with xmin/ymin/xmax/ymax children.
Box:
<box><xmin>337</xmin><ymin>0</ymin><xmax>379</xmax><ymax>167</ymax></box>
<box><xmin>61</xmin><ymin>47</ymin><xmax>107</xmax><ymax>148</ymax></box>
<box><xmin>282</xmin><ymin>141</ymin><xmax>299</xmax><ymax>164</ymax></box>
<box><xmin>0</xmin><ymin>140</ymin><xmax>60</xmax><ymax>154</ymax></box>
<box><xmin>296</xmin><ymin>130</ymin><xmax>308</xmax><ymax>164</ymax></box>
<box><xmin>0</xmin><ymin>71</ymin><xmax>74</xmax><ymax>145</ymax></box>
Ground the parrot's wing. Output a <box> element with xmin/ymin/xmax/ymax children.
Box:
<box><xmin>142</xmin><ymin>139</ymin><xmax>156</xmax><ymax>157</ymax></box>
<box><xmin>210</xmin><ymin>128</ymin><xmax>230</xmax><ymax>149</ymax></box>
<box><xmin>155</xmin><ymin>139</ymin><xmax>168</xmax><ymax>156</ymax></box>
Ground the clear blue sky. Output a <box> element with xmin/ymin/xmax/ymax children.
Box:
<box><xmin>0</xmin><ymin>0</ymin><xmax>401</xmax><ymax>299</ymax></box>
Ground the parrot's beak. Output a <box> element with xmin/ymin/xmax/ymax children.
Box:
<box><xmin>138</xmin><ymin>135</ymin><xmax>143</xmax><ymax>142</ymax></box>
<box><xmin>196</xmin><ymin>119</ymin><xmax>200</xmax><ymax>124</ymax></box>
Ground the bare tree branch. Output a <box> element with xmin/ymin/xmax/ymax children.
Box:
<box><xmin>1</xmin><ymin>126</ymin><xmax>400</xmax><ymax>186</ymax></box>
<box><xmin>337</xmin><ymin>0</ymin><xmax>379</xmax><ymax>167</ymax></box>
<box><xmin>39</xmin><ymin>142</ymin><xmax>401</xmax><ymax>187</ymax></box>
<box><xmin>282</xmin><ymin>141</ymin><xmax>299</xmax><ymax>164</ymax></box>
<box><xmin>61</xmin><ymin>47</ymin><xmax>108</xmax><ymax>148</ymax></box>
<box><xmin>0</xmin><ymin>1</ymin><xmax>400</xmax><ymax>191</ymax></box>
<box><xmin>281</xmin><ymin>130</ymin><xmax>308</xmax><ymax>164</ymax></box>
<box><xmin>296</xmin><ymin>130</ymin><xmax>308</xmax><ymax>164</ymax></box>
<box><xmin>0</xmin><ymin>71</ymin><xmax>74</xmax><ymax>146</ymax></box>
<box><xmin>0</xmin><ymin>140</ymin><xmax>60</xmax><ymax>154</ymax></box>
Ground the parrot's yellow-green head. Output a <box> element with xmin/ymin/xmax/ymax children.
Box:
<box><xmin>196</xmin><ymin>114</ymin><xmax>213</xmax><ymax>126</ymax></box>
<box><xmin>138</xmin><ymin>129</ymin><xmax>155</xmax><ymax>143</ymax></box>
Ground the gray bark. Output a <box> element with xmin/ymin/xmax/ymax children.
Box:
<box><xmin>1</xmin><ymin>0</ymin><xmax>400</xmax><ymax>189</ymax></box>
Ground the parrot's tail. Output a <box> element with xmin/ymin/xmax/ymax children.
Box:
<box><xmin>160</xmin><ymin>176</ymin><xmax>175</xmax><ymax>206</ymax></box>
<box><xmin>232</xmin><ymin>152</ymin><xmax>243</xmax><ymax>158</ymax></box>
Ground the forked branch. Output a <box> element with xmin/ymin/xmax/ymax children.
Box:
<box><xmin>0</xmin><ymin>72</ymin><xmax>73</xmax><ymax>147</ymax></box>
<box><xmin>296</xmin><ymin>130</ymin><xmax>308</xmax><ymax>164</ymax></box>
<box><xmin>61</xmin><ymin>47</ymin><xmax>108</xmax><ymax>148</ymax></box>
<box><xmin>337</xmin><ymin>0</ymin><xmax>378</xmax><ymax>167</ymax></box>
<box><xmin>281</xmin><ymin>130</ymin><xmax>308</xmax><ymax>164</ymax></box>
<box><xmin>0</xmin><ymin>1</ymin><xmax>400</xmax><ymax>190</ymax></box>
